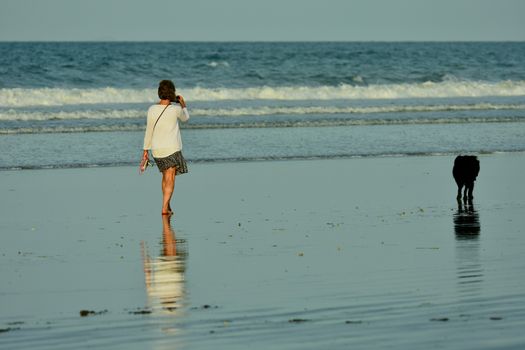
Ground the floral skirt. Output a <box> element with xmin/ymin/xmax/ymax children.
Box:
<box><xmin>153</xmin><ymin>150</ymin><xmax>188</xmax><ymax>175</ymax></box>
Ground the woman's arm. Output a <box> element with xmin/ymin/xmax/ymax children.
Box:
<box><xmin>143</xmin><ymin>108</ymin><xmax>154</xmax><ymax>155</ymax></box>
<box><xmin>177</xmin><ymin>95</ymin><xmax>190</xmax><ymax>122</ymax></box>
<box><xmin>178</xmin><ymin>95</ymin><xmax>187</xmax><ymax>109</ymax></box>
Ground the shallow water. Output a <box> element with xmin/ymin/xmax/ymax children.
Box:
<box><xmin>2</xmin><ymin>121</ymin><xmax>525</xmax><ymax>170</ymax></box>
<box><xmin>1</xmin><ymin>42</ymin><xmax>524</xmax><ymax>170</ymax></box>
<box><xmin>1</xmin><ymin>155</ymin><xmax>524</xmax><ymax>349</ymax></box>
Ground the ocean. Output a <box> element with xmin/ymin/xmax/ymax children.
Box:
<box><xmin>1</xmin><ymin>42</ymin><xmax>524</xmax><ymax>169</ymax></box>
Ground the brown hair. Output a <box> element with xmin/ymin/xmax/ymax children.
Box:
<box><xmin>158</xmin><ymin>80</ymin><xmax>176</xmax><ymax>101</ymax></box>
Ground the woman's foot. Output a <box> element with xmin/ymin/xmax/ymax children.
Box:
<box><xmin>162</xmin><ymin>206</ymin><xmax>174</xmax><ymax>216</ymax></box>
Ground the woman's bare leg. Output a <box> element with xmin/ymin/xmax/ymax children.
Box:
<box><xmin>161</xmin><ymin>167</ymin><xmax>176</xmax><ymax>214</ymax></box>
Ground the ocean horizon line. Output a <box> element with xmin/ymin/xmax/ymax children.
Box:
<box><xmin>1</xmin><ymin>40</ymin><xmax>525</xmax><ymax>44</ymax></box>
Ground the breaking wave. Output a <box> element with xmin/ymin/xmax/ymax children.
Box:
<box><xmin>2</xmin><ymin>116</ymin><xmax>523</xmax><ymax>135</ymax></box>
<box><xmin>2</xmin><ymin>103</ymin><xmax>524</xmax><ymax>121</ymax></box>
<box><xmin>1</xmin><ymin>80</ymin><xmax>525</xmax><ymax>107</ymax></box>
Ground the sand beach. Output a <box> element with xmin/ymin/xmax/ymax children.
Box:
<box><xmin>1</xmin><ymin>153</ymin><xmax>524</xmax><ymax>349</ymax></box>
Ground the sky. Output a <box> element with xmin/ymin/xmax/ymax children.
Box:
<box><xmin>0</xmin><ymin>0</ymin><xmax>524</xmax><ymax>42</ymax></box>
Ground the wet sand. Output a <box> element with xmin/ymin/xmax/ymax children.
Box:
<box><xmin>1</xmin><ymin>154</ymin><xmax>525</xmax><ymax>349</ymax></box>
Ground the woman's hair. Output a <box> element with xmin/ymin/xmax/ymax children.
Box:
<box><xmin>158</xmin><ymin>80</ymin><xmax>176</xmax><ymax>101</ymax></box>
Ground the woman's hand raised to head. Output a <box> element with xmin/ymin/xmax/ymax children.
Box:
<box><xmin>177</xmin><ymin>95</ymin><xmax>186</xmax><ymax>108</ymax></box>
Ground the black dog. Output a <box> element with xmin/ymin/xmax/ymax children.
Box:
<box><xmin>452</xmin><ymin>155</ymin><xmax>480</xmax><ymax>200</ymax></box>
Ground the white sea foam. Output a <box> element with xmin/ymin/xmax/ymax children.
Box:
<box><xmin>0</xmin><ymin>87</ymin><xmax>154</xmax><ymax>107</ymax></box>
<box><xmin>207</xmin><ymin>61</ymin><xmax>230</xmax><ymax>68</ymax></box>
<box><xmin>0</xmin><ymin>125</ymin><xmax>145</xmax><ymax>135</ymax></box>
<box><xmin>191</xmin><ymin>104</ymin><xmax>525</xmax><ymax>117</ymax></box>
<box><xmin>1</xmin><ymin>116</ymin><xmax>522</xmax><ymax>135</ymax></box>
<box><xmin>1</xmin><ymin>80</ymin><xmax>525</xmax><ymax>107</ymax></box>
<box><xmin>188</xmin><ymin>81</ymin><xmax>525</xmax><ymax>101</ymax></box>
<box><xmin>1</xmin><ymin>103</ymin><xmax>524</xmax><ymax>121</ymax></box>
<box><xmin>0</xmin><ymin>109</ymin><xmax>144</xmax><ymax>121</ymax></box>
<box><xmin>352</xmin><ymin>75</ymin><xmax>364</xmax><ymax>83</ymax></box>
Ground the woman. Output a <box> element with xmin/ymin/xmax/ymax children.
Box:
<box><xmin>142</xmin><ymin>80</ymin><xmax>190</xmax><ymax>215</ymax></box>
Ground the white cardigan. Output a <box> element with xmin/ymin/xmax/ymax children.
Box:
<box><xmin>143</xmin><ymin>104</ymin><xmax>190</xmax><ymax>158</ymax></box>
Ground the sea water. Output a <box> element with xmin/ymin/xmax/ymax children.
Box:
<box><xmin>0</xmin><ymin>42</ymin><xmax>524</xmax><ymax>169</ymax></box>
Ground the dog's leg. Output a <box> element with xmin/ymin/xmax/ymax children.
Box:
<box><xmin>467</xmin><ymin>182</ymin><xmax>474</xmax><ymax>200</ymax></box>
<box><xmin>457</xmin><ymin>184</ymin><xmax>463</xmax><ymax>200</ymax></box>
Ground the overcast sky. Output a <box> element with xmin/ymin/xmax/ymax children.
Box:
<box><xmin>1</xmin><ymin>0</ymin><xmax>524</xmax><ymax>41</ymax></box>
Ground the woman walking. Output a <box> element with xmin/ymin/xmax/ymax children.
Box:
<box><xmin>142</xmin><ymin>80</ymin><xmax>190</xmax><ymax>215</ymax></box>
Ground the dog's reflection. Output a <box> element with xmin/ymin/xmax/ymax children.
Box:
<box><xmin>454</xmin><ymin>199</ymin><xmax>480</xmax><ymax>237</ymax></box>
<box><xmin>141</xmin><ymin>215</ymin><xmax>187</xmax><ymax>314</ymax></box>
<box><xmin>454</xmin><ymin>199</ymin><xmax>483</xmax><ymax>296</ymax></box>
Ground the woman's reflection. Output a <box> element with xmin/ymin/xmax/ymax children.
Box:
<box><xmin>454</xmin><ymin>199</ymin><xmax>483</xmax><ymax>296</ymax></box>
<box><xmin>142</xmin><ymin>215</ymin><xmax>187</xmax><ymax>314</ymax></box>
